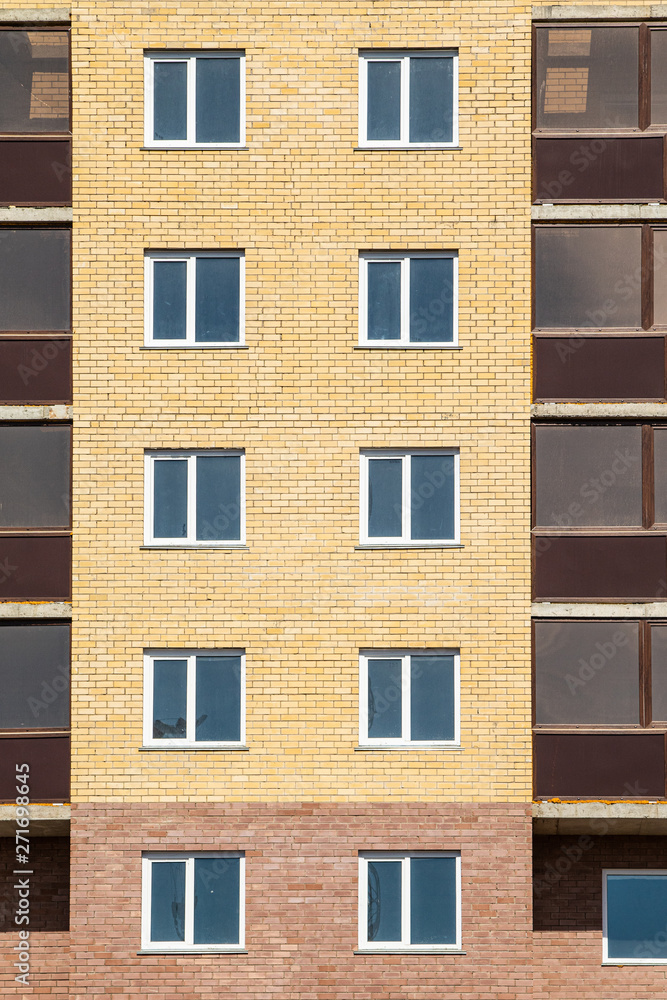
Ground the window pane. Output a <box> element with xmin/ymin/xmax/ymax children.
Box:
<box><xmin>409</xmin><ymin>57</ymin><xmax>453</xmax><ymax>143</ymax></box>
<box><xmin>536</xmin><ymin>27</ymin><xmax>638</xmax><ymax>129</ymax></box>
<box><xmin>368</xmin><ymin>860</ymin><xmax>401</xmax><ymax>941</ymax></box>
<box><xmin>654</xmin><ymin>428</ymin><xmax>667</xmax><ymax>523</ymax></box>
<box><xmin>411</xmin><ymin>655</ymin><xmax>455</xmax><ymax>740</ymax></box>
<box><xmin>153</xmin><ymin>460</ymin><xmax>187</xmax><ymax>539</ymax></box>
<box><xmin>650</xmin><ymin>626</ymin><xmax>667</xmax><ymax>722</ymax></box>
<box><xmin>410</xmin><ymin>454</ymin><xmax>455</xmax><ymax>540</ymax></box>
<box><xmin>534</xmin><ymin>227</ymin><xmax>641</xmax><ymax>329</ymax></box>
<box><xmin>0</xmin><ymin>229</ymin><xmax>70</xmax><ymax>331</ymax></box>
<box><xmin>0</xmin><ymin>425</ymin><xmax>70</xmax><ymax>527</ymax></box>
<box><xmin>409</xmin><ymin>257</ymin><xmax>454</xmax><ymax>343</ymax></box>
<box><xmin>152</xmin><ymin>659</ymin><xmax>187</xmax><ymax>739</ymax></box>
<box><xmin>0</xmin><ymin>624</ymin><xmax>69</xmax><ymax>729</ymax></box>
<box><xmin>196</xmin><ymin>455</ymin><xmax>241</xmax><ymax>541</ymax></box>
<box><xmin>651</xmin><ymin>31</ymin><xmax>667</xmax><ymax>124</ymax></box>
<box><xmin>194</xmin><ymin>857</ymin><xmax>240</xmax><ymax>944</ymax></box>
<box><xmin>151</xmin><ymin>862</ymin><xmax>185</xmax><ymax>941</ymax></box>
<box><xmin>196</xmin><ymin>57</ymin><xmax>240</xmax><ymax>143</ymax></box>
<box><xmin>195</xmin><ymin>656</ymin><xmax>241</xmax><ymax>741</ymax></box>
<box><xmin>367</xmin><ymin>659</ymin><xmax>403</xmax><ymax>739</ymax></box>
<box><xmin>534</xmin><ymin>621</ymin><xmax>639</xmax><ymax>725</ymax></box>
<box><xmin>153</xmin><ymin>61</ymin><xmax>187</xmax><ymax>141</ymax></box>
<box><xmin>153</xmin><ymin>260</ymin><xmax>186</xmax><ymax>340</ymax></box>
<box><xmin>534</xmin><ymin>425</ymin><xmax>642</xmax><ymax>527</ymax></box>
<box><xmin>195</xmin><ymin>257</ymin><xmax>240</xmax><ymax>343</ymax></box>
<box><xmin>410</xmin><ymin>857</ymin><xmax>457</xmax><ymax>945</ymax></box>
<box><xmin>653</xmin><ymin>232</ymin><xmax>667</xmax><ymax>326</ymax></box>
<box><xmin>0</xmin><ymin>31</ymin><xmax>70</xmax><ymax>132</ymax></box>
<box><xmin>367</xmin><ymin>61</ymin><xmax>401</xmax><ymax>141</ymax></box>
<box><xmin>367</xmin><ymin>458</ymin><xmax>402</xmax><ymax>537</ymax></box>
<box><xmin>367</xmin><ymin>261</ymin><xmax>401</xmax><ymax>341</ymax></box>
<box><xmin>607</xmin><ymin>875</ymin><xmax>667</xmax><ymax>960</ymax></box>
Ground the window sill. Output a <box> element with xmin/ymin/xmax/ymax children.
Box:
<box><xmin>355</xmin><ymin>744</ymin><xmax>463</xmax><ymax>751</ymax></box>
<box><xmin>141</xmin><ymin>344</ymin><xmax>249</xmax><ymax>350</ymax></box>
<box><xmin>138</xmin><ymin>948</ymin><xmax>248</xmax><ymax>955</ymax></box>
<box><xmin>140</xmin><ymin>545</ymin><xmax>248</xmax><ymax>550</ymax></box>
<box><xmin>355</xmin><ymin>543</ymin><xmax>464</xmax><ymax>550</ymax></box>
<box><xmin>601</xmin><ymin>960</ymin><xmax>667</xmax><ymax>966</ymax></box>
<box><xmin>354</xmin><ymin>344</ymin><xmax>462</xmax><ymax>350</ymax></box>
<box><xmin>140</xmin><ymin>745</ymin><xmax>249</xmax><ymax>751</ymax></box>
<box><xmin>354</xmin><ymin>948</ymin><xmax>466</xmax><ymax>955</ymax></box>
<box><xmin>141</xmin><ymin>146</ymin><xmax>249</xmax><ymax>152</ymax></box>
<box><xmin>354</xmin><ymin>146</ymin><xmax>462</xmax><ymax>152</ymax></box>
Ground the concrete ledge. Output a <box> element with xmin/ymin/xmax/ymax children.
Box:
<box><xmin>0</xmin><ymin>803</ymin><xmax>69</xmax><ymax>836</ymax></box>
<box><xmin>0</xmin><ymin>207</ymin><xmax>72</xmax><ymax>223</ymax></box>
<box><xmin>0</xmin><ymin>8</ymin><xmax>69</xmax><ymax>22</ymax></box>
<box><xmin>532</xmin><ymin>403</ymin><xmax>667</xmax><ymax>418</ymax></box>
<box><xmin>533</xmin><ymin>602</ymin><xmax>667</xmax><ymax>617</ymax></box>
<box><xmin>0</xmin><ymin>602</ymin><xmax>71</xmax><ymax>619</ymax></box>
<box><xmin>534</xmin><ymin>800</ymin><xmax>667</xmax><ymax>834</ymax></box>
<box><xmin>534</xmin><ymin>5</ymin><xmax>667</xmax><ymax>19</ymax></box>
<box><xmin>533</xmin><ymin>204</ymin><xmax>667</xmax><ymax>221</ymax></box>
<box><xmin>0</xmin><ymin>405</ymin><xmax>72</xmax><ymax>421</ymax></box>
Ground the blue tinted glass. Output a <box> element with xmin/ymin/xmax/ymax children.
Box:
<box><xmin>195</xmin><ymin>257</ymin><xmax>240</xmax><ymax>343</ymax></box>
<box><xmin>409</xmin><ymin>57</ymin><xmax>453</xmax><ymax>143</ymax></box>
<box><xmin>367</xmin><ymin>659</ymin><xmax>403</xmax><ymax>739</ymax></box>
<box><xmin>410</xmin><ymin>455</ymin><xmax>455</xmax><ymax>540</ymax></box>
<box><xmin>153</xmin><ymin>659</ymin><xmax>187</xmax><ymax>740</ymax></box>
<box><xmin>151</xmin><ymin>862</ymin><xmax>185</xmax><ymax>941</ymax></box>
<box><xmin>196</xmin><ymin>57</ymin><xmax>240</xmax><ymax>143</ymax></box>
<box><xmin>367</xmin><ymin>61</ymin><xmax>401</xmax><ymax>141</ymax></box>
<box><xmin>409</xmin><ymin>257</ymin><xmax>454</xmax><ymax>343</ymax></box>
<box><xmin>153</xmin><ymin>460</ymin><xmax>187</xmax><ymax>539</ymax></box>
<box><xmin>153</xmin><ymin>260</ymin><xmax>186</xmax><ymax>340</ymax></box>
<box><xmin>410</xmin><ymin>857</ymin><xmax>457</xmax><ymax>944</ymax></box>
<box><xmin>411</xmin><ymin>656</ymin><xmax>455</xmax><ymax>741</ymax></box>
<box><xmin>607</xmin><ymin>875</ymin><xmax>667</xmax><ymax>959</ymax></box>
<box><xmin>194</xmin><ymin>857</ymin><xmax>240</xmax><ymax>944</ymax></box>
<box><xmin>367</xmin><ymin>262</ymin><xmax>401</xmax><ymax>340</ymax></box>
<box><xmin>196</xmin><ymin>455</ymin><xmax>241</xmax><ymax>541</ymax></box>
<box><xmin>153</xmin><ymin>62</ymin><xmax>187</xmax><ymax>141</ymax></box>
<box><xmin>196</xmin><ymin>656</ymin><xmax>241</xmax><ymax>742</ymax></box>
<box><xmin>368</xmin><ymin>861</ymin><xmax>402</xmax><ymax>941</ymax></box>
<box><xmin>368</xmin><ymin>459</ymin><xmax>402</xmax><ymax>537</ymax></box>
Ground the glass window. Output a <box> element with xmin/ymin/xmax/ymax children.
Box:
<box><xmin>359</xmin><ymin>853</ymin><xmax>460</xmax><ymax>951</ymax></box>
<box><xmin>0</xmin><ymin>623</ymin><xmax>69</xmax><ymax>729</ymax></box>
<box><xmin>0</xmin><ymin>424</ymin><xmax>70</xmax><ymax>528</ymax></box>
<box><xmin>360</xmin><ymin>253</ymin><xmax>457</xmax><ymax>346</ymax></box>
<box><xmin>146</xmin><ymin>252</ymin><xmax>243</xmax><ymax>346</ymax></box>
<box><xmin>145</xmin><ymin>52</ymin><xmax>244</xmax><ymax>147</ymax></box>
<box><xmin>361</xmin><ymin>651</ymin><xmax>459</xmax><ymax>745</ymax></box>
<box><xmin>142</xmin><ymin>854</ymin><xmax>244</xmax><ymax>951</ymax></box>
<box><xmin>650</xmin><ymin>626</ymin><xmax>667</xmax><ymax>722</ymax></box>
<box><xmin>145</xmin><ymin>651</ymin><xmax>244</xmax><ymax>746</ymax></box>
<box><xmin>145</xmin><ymin>451</ymin><xmax>244</xmax><ymax>545</ymax></box>
<box><xmin>360</xmin><ymin>51</ymin><xmax>457</xmax><ymax>146</ymax></box>
<box><xmin>604</xmin><ymin>871</ymin><xmax>667</xmax><ymax>963</ymax></box>
<box><xmin>0</xmin><ymin>229</ymin><xmax>70</xmax><ymax>331</ymax></box>
<box><xmin>0</xmin><ymin>30</ymin><xmax>70</xmax><ymax>133</ymax></box>
<box><xmin>360</xmin><ymin>450</ymin><xmax>459</xmax><ymax>545</ymax></box>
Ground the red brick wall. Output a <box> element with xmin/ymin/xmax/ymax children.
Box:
<box><xmin>69</xmin><ymin>802</ymin><xmax>531</xmax><ymax>1000</ymax></box>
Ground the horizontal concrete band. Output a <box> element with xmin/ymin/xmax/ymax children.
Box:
<box><xmin>0</xmin><ymin>8</ymin><xmax>69</xmax><ymax>22</ymax></box>
<box><xmin>533</xmin><ymin>204</ymin><xmax>667</xmax><ymax>220</ymax></box>
<box><xmin>532</xmin><ymin>602</ymin><xmax>667</xmax><ymax>617</ymax></box>
<box><xmin>0</xmin><ymin>804</ymin><xmax>70</xmax><ymax>837</ymax></box>
<box><xmin>534</xmin><ymin>800</ymin><xmax>667</xmax><ymax>834</ymax></box>
<box><xmin>0</xmin><ymin>207</ymin><xmax>72</xmax><ymax>223</ymax></box>
<box><xmin>532</xmin><ymin>403</ymin><xmax>667</xmax><ymax>418</ymax></box>
<box><xmin>0</xmin><ymin>406</ymin><xmax>72</xmax><ymax>421</ymax></box>
<box><xmin>0</xmin><ymin>603</ymin><xmax>71</xmax><ymax>619</ymax></box>
<box><xmin>534</xmin><ymin>4</ymin><xmax>667</xmax><ymax>18</ymax></box>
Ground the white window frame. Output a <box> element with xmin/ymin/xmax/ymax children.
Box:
<box><xmin>141</xmin><ymin>852</ymin><xmax>245</xmax><ymax>952</ymax></box>
<box><xmin>359</xmin><ymin>449</ymin><xmax>460</xmax><ymax>546</ymax></box>
<box><xmin>144</xmin><ymin>450</ymin><xmax>246</xmax><ymax>547</ymax></box>
<box><xmin>358</xmin><ymin>50</ymin><xmax>459</xmax><ymax>149</ymax></box>
<box><xmin>359</xmin><ymin>252</ymin><xmax>458</xmax><ymax>347</ymax></box>
<box><xmin>144</xmin><ymin>251</ymin><xmax>245</xmax><ymax>347</ymax></box>
<box><xmin>358</xmin><ymin>852</ymin><xmax>462</xmax><ymax>952</ymax></box>
<box><xmin>144</xmin><ymin>51</ymin><xmax>246</xmax><ymax>149</ymax></box>
<box><xmin>143</xmin><ymin>649</ymin><xmax>246</xmax><ymax>748</ymax></box>
<box><xmin>602</xmin><ymin>869</ymin><xmax>667</xmax><ymax>964</ymax></box>
<box><xmin>359</xmin><ymin>650</ymin><xmax>460</xmax><ymax>748</ymax></box>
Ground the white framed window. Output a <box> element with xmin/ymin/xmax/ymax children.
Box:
<box><xmin>143</xmin><ymin>650</ymin><xmax>245</xmax><ymax>747</ymax></box>
<box><xmin>359</xmin><ymin>252</ymin><xmax>457</xmax><ymax>346</ymax></box>
<box><xmin>358</xmin><ymin>852</ymin><xmax>461</xmax><ymax>952</ymax></box>
<box><xmin>144</xmin><ymin>450</ymin><xmax>245</xmax><ymax>546</ymax></box>
<box><xmin>145</xmin><ymin>252</ymin><xmax>244</xmax><ymax>347</ymax></box>
<box><xmin>359</xmin><ymin>650</ymin><xmax>460</xmax><ymax>747</ymax></box>
<box><xmin>142</xmin><ymin>853</ymin><xmax>244</xmax><ymax>952</ymax></box>
<box><xmin>603</xmin><ymin>870</ymin><xmax>667</xmax><ymax>964</ymax></box>
<box><xmin>359</xmin><ymin>51</ymin><xmax>458</xmax><ymax>148</ymax></box>
<box><xmin>359</xmin><ymin>450</ymin><xmax>460</xmax><ymax>546</ymax></box>
<box><xmin>144</xmin><ymin>51</ymin><xmax>245</xmax><ymax>148</ymax></box>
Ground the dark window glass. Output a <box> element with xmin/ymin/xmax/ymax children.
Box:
<box><xmin>0</xmin><ymin>229</ymin><xmax>70</xmax><ymax>331</ymax></box>
<box><xmin>409</xmin><ymin>257</ymin><xmax>454</xmax><ymax>343</ymax></box>
<box><xmin>534</xmin><ymin>620</ymin><xmax>640</xmax><ymax>725</ymax></box>
<box><xmin>536</xmin><ymin>27</ymin><xmax>638</xmax><ymax>129</ymax></box>
<box><xmin>367</xmin><ymin>261</ymin><xmax>401</xmax><ymax>340</ymax></box>
<box><xmin>195</xmin><ymin>57</ymin><xmax>240</xmax><ymax>143</ymax></box>
<box><xmin>153</xmin><ymin>460</ymin><xmax>187</xmax><ymax>539</ymax></box>
<box><xmin>607</xmin><ymin>875</ymin><xmax>667</xmax><ymax>960</ymax></box>
<box><xmin>193</xmin><ymin>857</ymin><xmax>240</xmax><ymax>944</ymax></box>
<box><xmin>0</xmin><ymin>623</ymin><xmax>69</xmax><ymax>729</ymax></box>
<box><xmin>367</xmin><ymin>658</ymin><xmax>402</xmax><ymax>739</ymax></box>
<box><xmin>534</xmin><ymin>425</ymin><xmax>642</xmax><ymax>527</ymax></box>
<box><xmin>650</xmin><ymin>626</ymin><xmax>667</xmax><ymax>722</ymax></box>
<box><xmin>195</xmin><ymin>655</ymin><xmax>241</xmax><ymax>742</ymax></box>
<box><xmin>409</xmin><ymin>57</ymin><xmax>453</xmax><ymax>143</ymax></box>
<box><xmin>151</xmin><ymin>862</ymin><xmax>185</xmax><ymax>941</ymax></box>
<box><xmin>411</xmin><ymin>454</ymin><xmax>455</xmax><ymax>539</ymax></box>
<box><xmin>410</xmin><ymin>857</ymin><xmax>457</xmax><ymax>944</ymax></box>
<box><xmin>651</xmin><ymin>31</ymin><xmax>667</xmax><ymax>124</ymax></box>
<box><xmin>654</xmin><ymin>429</ymin><xmax>667</xmax><ymax>523</ymax></box>
<box><xmin>153</xmin><ymin>61</ymin><xmax>187</xmax><ymax>141</ymax></box>
<box><xmin>653</xmin><ymin>232</ymin><xmax>667</xmax><ymax>326</ymax></box>
<box><xmin>534</xmin><ymin>227</ymin><xmax>641</xmax><ymax>329</ymax></box>
<box><xmin>0</xmin><ymin>30</ymin><xmax>70</xmax><ymax>133</ymax></box>
<box><xmin>195</xmin><ymin>257</ymin><xmax>240</xmax><ymax>343</ymax></box>
<box><xmin>368</xmin><ymin>860</ymin><xmax>401</xmax><ymax>941</ymax></box>
<box><xmin>152</xmin><ymin>659</ymin><xmax>187</xmax><ymax>739</ymax></box>
<box><xmin>411</xmin><ymin>655</ymin><xmax>455</xmax><ymax>740</ymax></box>
<box><xmin>153</xmin><ymin>260</ymin><xmax>186</xmax><ymax>340</ymax></box>
<box><xmin>195</xmin><ymin>455</ymin><xmax>241</xmax><ymax>541</ymax></box>
<box><xmin>368</xmin><ymin>458</ymin><xmax>402</xmax><ymax>537</ymax></box>
<box><xmin>0</xmin><ymin>425</ymin><xmax>70</xmax><ymax>527</ymax></box>
<box><xmin>367</xmin><ymin>61</ymin><xmax>401</xmax><ymax>140</ymax></box>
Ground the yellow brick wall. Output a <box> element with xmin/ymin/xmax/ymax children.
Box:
<box><xmin>68</xmin><ymin>0</ymin><xmax>532</xmax><ymax>802</ymax></box>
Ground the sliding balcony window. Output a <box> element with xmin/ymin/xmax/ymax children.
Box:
<box><xmin>0</xmin><ymin>229</ymin><xmax>70</xmax><ymax>331</ymax></box>
<box><xmin>0</xmin><ymin>29</ymin><xmax>70</xmax><ymax>133</ymax></box>
<box><xmin>0</xmin><ymin>424</ymin><xmax>70</xmax><ymax>528</ymax></box>
<box><xmin>0</xmin><ymin>623</ymin><xmax>69</xmax><ymax>730</ymax></box>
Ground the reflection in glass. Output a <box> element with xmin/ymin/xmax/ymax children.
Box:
<box><xmin>153</xmin><ymin>659</ymin><xmax>187</xmax><ymax>739</ymax></box>
<box><xmin>151</xmin><ymin>862</ymin><xmax>185</xmax><ymax>941</ymax></box>
<box><xmin>194</xmin><ymin>857</ymin><xmax>240</xmax><ymax>944</ymax></box>
<box><xmin>368</xmin><ymin>861</ymin><xmax>401</xmax><ymax>941</ymax></box>
<box><xmin>196</xmin><ymin>656</ymin><xmax>241</xmax><ymax>741</ymax></box>
<box><xmin>367</xmin><ymin>61</ymin><xmax>401</xmax><ymax>140</ymax></box>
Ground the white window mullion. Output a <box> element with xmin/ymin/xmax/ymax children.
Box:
<box><xmin>402</xmin><ymin>856</ymin><xmax>411</xmax><ymax>946</ymax></box>
<box><xmin>187</xmin><ymin>455</ymin><xmax>197</xmax><ymax>541</ymax></box>
<box><xmin>186</xmin><ymin>655</ymin><xmax>197</xmax><ymax>742</ymax></box>
<box><xmin>402</xmin><ymin>655</ymin><xmax>411</xmax><ymax>742</ymax></box>
<box><xmin>400</xmin><ymin>57</ymin><xmax>410</xmax><ymax>144</ymax></box>
<box><xmin>184</xmin><ymin>858</ymin><xmax>195</xmax><ymax>946</ymax></box>
<box><xmin>186</xmin><ymin>256</ymin><xmax>197</xmax><ymax>344</ymax></box>
<box><xmin>402</xmin><ymin>454</ymin><xmax>410</xmax><ymax>542</ymax></box>
<box><xmin>187</xmin><ymin>57</ymin><xmax>197</xmax><ymax>145</ymax></box>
